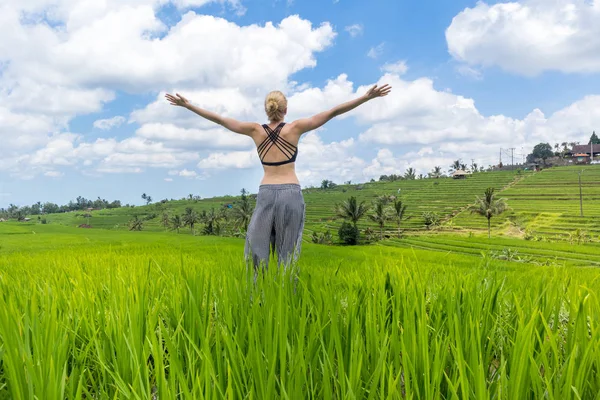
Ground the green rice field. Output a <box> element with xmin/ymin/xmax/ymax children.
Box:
<box><xmin>2</xmin><ymin>222</ymin><xmax>600</xmax><ymax>398</ymax></box>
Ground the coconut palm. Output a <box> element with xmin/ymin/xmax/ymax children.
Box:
<box><xmin>183</xmin><ymin>207</ymin><xmax>201</xmax><ymax>235</ymax></box>
<box><xmin>468</xmin><ymin>187</ymin><xmax>508</xmax><ymax>238</ymax></box>
<box><xmin>161</xmin><ymin>212</ymin><xmax>170</xmax><ymax>231</ymax></box>
<box><xmin>170</xmin><ymin>215</ymin><xmax>182</xmax><ymax>233</ymax></box>
<box><xmin>231</xmin><ymin>189</ymin><xmax>254</xmax><ymax>232</ymax></box>
<box><xmin>404</xmin><ymin>167</ymin><xmax>416</xmax><ymax>180</ymax></box>
<box><xmin>335</xmin><ymin>196</ymin><xmax>370</xmax><ymax>228</ymax></box>
<box><xmin>368</xmin><ymin>199</ymin><xmax>391</xmax><ymax>240</ymax></box>
<box><xmin>201</xmin><ymin>208</ymin><xmax>222</xmax><ymax>235</ymax></box>
<box><xmin>429</xmin><ymin>166</ymin><xmax>443</xmax><ymax>178</ymax></box>
<box><xmin>392</xmin><ymin>199</ymin><xmax>409</xmax><ymax>237</ymax></box>
<box><xmin>450</xmin><ymin>160</ymin><xmax>461</xmax><ymax>173</ymax></box>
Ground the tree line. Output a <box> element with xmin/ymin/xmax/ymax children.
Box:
<box><xmin>0</xmin><ymin>196</ymin><xmax>123</xmax><ymax>220</ymax></box>
<box><xmin>326</xmin><ymin>187</ymin><xmax>507</xmax><ymax>245</ymax></box>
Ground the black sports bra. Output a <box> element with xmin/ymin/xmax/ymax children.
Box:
<box><xmin>257</xmin><ymin>123</ymin><xmax>298</xmax><ymax>166</ymax></box>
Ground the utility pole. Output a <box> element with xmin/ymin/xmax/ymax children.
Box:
<box><xmin>578</xmin><ymin>170</ymin><xmax>584</xmax><ymax>217</ymax></box>
<box><xmin>509</xmin><ymin>148</ymin><xmax>516</xmax><ymax>169</ymax></box>
<box><xmin>499</xmin><ymin>148</ymin><xmax>502</xmax><ymax>167</ymax></box>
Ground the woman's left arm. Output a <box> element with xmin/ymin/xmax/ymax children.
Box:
<box><xmin>165</xmin><ymin>93</ymin><xmax>259</xmax><ymax>137</ymax></box>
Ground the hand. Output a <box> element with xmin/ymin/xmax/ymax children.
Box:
<box><xmin>364</xmin><ymin>84</ymin><xmax>392</xmax><ymax>100</ymax></box>
<box><xmin>165</xmin><ymin>93</ymin><xmax>190</xmax><ymax>108</ymax></box>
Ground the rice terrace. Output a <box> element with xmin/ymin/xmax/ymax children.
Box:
<box><xmin>3</xmin><ymin>0</ymin><xmax>600</xmax><ymax>399</ymax></box>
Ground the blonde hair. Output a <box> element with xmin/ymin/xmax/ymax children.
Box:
<box><xmin>265</xmin><ymin>91</ymin><xmax>287</xmax><ymax>122</ymax></box>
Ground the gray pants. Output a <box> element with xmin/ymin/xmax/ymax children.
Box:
<box><xmin>244</xmin><ymin>184</ymin><xmax>305</xmax><ymax>271</ymax></box>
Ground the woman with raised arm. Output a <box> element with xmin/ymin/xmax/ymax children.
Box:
<box><xmin>165</xmin><ymin>83</ymin><xmax>392</xmax><ymax>271</ymax></box>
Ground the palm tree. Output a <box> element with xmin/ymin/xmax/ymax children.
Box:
<box><xmin>404</xmin><ymin>167</ymin><xmax>416</xmax><ymax>180</ymax></box>
<box><xmin>232</xmin><ymin>188</ymin><xmax>254</xmax><ymax>232</ymax></box>
<box><xmin>201</xmin><ymin>208</ymin><xmax>222</xmax><ymax>235</ymax></box>
<box><xmin>161</xmin><ymin>212</ymin><xmax>170</xmax><ymax>231</ymax></box>
<box><xmin>170</xmin><ymin>215</ymin><xmax>182</xmax><ymax>233</ymax></box>
<box><xmin>335</xmin><ymin>196</ymin><xmax>370</xmax><ymax>228</ymax></box>
<box><xmin>392</xmin><ymin>199</ymin><xmax>409</xmax><ymax>237</ymax></box>
<box><xmin>128</xmin><ymin>215</ymin><xmax>143</xmax><ymax>231</ymax></box>
<box><xmin>429</xmin><ymin>166</ymin><xmax>443</xmax><ymax>178</ymax></box>
<box><xmin>368</xmin><ymin>199</ymin><xmax>391</xmax><ymax>240</ymax></box>
<box><xmin>183</xmin><ymin>207</ymin><xmax>200</xmax><ymax>235</ymax></box>
<box><xmin>450</xmin><ymin>160</ymin><xmax>461</xmax><ymax>173</ymax></box>
<box><xmin>468</xmin><ymin>187</ymin><xmax>508</xmax><ymax>239</ymax></box>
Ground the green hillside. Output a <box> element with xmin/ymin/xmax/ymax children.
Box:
<box><xmin>25</xmin><ymin>165</ymin><xmax>600</xmax><ymax>245</ymax></box>
<box><xmin>39</xmin><ymin>170</ymin><xmax>519</xmax><ymax>237</ymax></box>
<box><xmin>452</xmin><ymin>165</ymin><xmax>600</xmax><ymax>238</ymax></box>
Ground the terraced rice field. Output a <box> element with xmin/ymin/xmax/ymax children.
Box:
<box><xmin>385</xmin><ymin>233</ymin><xmax>600</xmax><ymax>268</ymax></box>
<box><xmin>452</xmin><ymin>166</ymin><xmax>600</xmax><ymax>238</ymax></box>
<box><xmin>40</xmin><ymin>171</ymin><xmax>519</xmax><ymax>239</ymax></box>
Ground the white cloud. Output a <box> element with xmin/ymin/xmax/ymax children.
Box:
<box><xmin>135</xmin><ymin>123</ymin><xmax>251</xmax><ymax>150</ymax></box>
<box><xmin>44</xmin><ymin>170</ymin><xmax>64</xmax><ymax>177</ymax></box>
<box><xmin>164</xmin><ymin>177</ymin><xmax>173</xmax><ymax>182</ymax></box>
<box><xmin>93</xmin><ymin>116</ymin><xmax>126</xmax><ymax>130</ymax></box>
<box><xmin>0</xmin><ymin>10</ymin><xmax>336</xmax><ymax>93</ymax></box>
<box><xmin>344</xmin><ymin>24</ymin><xmax>363</xmax><ymax>38</ymax></box>
<box><xmin>168</xmin><ymin>168</ymin><xmax>198</xmax><ymax>177</ymax></box>
<box><xmin>198</xmin><ymin>150</ymin><xmax>258</xmax><ymax>169</ymax></box>
<box><xmin>446</xmin><ymin>0</ymin><xmax>600</xmax><ymax>75</ymax></box>
<box><xmin>287</xmin><ymin>71</ymin><xmax>600</xmax><ymax>180</ymax></box>
<box><xmin>0</xmin><ymin>6</ymin><xmax>337</xmax><ymax>178</ymax></box>
<box><xmin>455</xmin><ymin>65</ymin><xmax>483</xmax><ymax>80</ymax></box>
<box><xmin>381</xmin><ymin>60</ymin><xmax>408</xmax><ymax>75</ymax></box>
<box><xmin>367</xmin><ymin>42</ymin><xmax>385</xmax><ymax>59</ymax></box>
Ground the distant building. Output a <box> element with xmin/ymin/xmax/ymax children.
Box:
<box><xmin>567</xmin><ymin>144</ymin><xmax>600</xmax><ymax>164</ymax></box>
<box><xmin>452</xmin><ymin>170</ymin><xmax>468</xmax><ymax>179</ymax></box>
<box><xmin>0</xmin><ymin>218</ymin><xmax>6</xmax><ymax>222</ymax></box>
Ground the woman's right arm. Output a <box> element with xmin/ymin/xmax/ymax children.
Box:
<box><xmin>289</xmin><ymin>84</ymin><xmax>391</xmax><ymax>136</ymax></box>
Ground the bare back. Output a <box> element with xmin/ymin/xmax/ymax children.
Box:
<box><xmin>250</xmin><ymin>122</ymin><xmax>300</xmax><ymax>185</ymax></box>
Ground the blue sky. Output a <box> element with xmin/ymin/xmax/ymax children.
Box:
<box><xmin>1</xmin><ymin>0</ymin><xmax>600</xmax><ymax>208</ymax></box>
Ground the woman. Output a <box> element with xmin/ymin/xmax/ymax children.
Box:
<box><xmin>165</xmin><ymin>83</ymin><xmax>392</xmax><ymax>271</ymax></box>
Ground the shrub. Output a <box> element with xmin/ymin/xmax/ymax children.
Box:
<box><xmin>338</xmin><ymin>222</ymin><xmax>359</xmax><ymax>245</ymax></box>
<box><xmin>422</xmin><ymin>212</ymin><xmax>440</xmax><ymax>230</ymax></box>
<box><xmin>311</xmin><ymin>231</ymin><xmax>333</xmax><ymax>245</ymax></box>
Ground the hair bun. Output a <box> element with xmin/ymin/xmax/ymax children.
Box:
<box><xmin>266</xmin><ymin>99</ymin><xmax>279</xmax><ymax>112</ymax></box>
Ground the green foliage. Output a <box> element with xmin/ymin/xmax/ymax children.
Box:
<box><xmin>170</xmin><ymin>214</ymin><xmax>182</xmax><ymax>233</ymax></box>
<box><xmin>468</xmin><ymin>187</ymin><xmax>508</xmax><ymax>239</ymax></box>
<box><xmin>338</xmin><ymin>221</ymin><xmax>359</xmax><ymax>244</ymax></box>
<box><xmin>311</xmin><ymin>230</ymin><xmax>333</xmax><ymax>245</ymax></box>
<box><xmin>128</xmin><ymin>215</ymin><xmax>143</xmax><ymax>231</ymax></box>
<box><xmin>368</xmin><ymin>198</ymin><xmax>392</xmax><ymax>240</ymax></box>
<box><xmin>231</xmin><ymin>188</ymin><xmax>254</xmax><ymax>232</ymax></box>
<box><xmin>335</xmin><ymin>196</ymin><xmax>370</xmax><ymax>227</ymax></box>
<box><xmin>531</xmin><ymin>143</ymin><xmax>554</xmax><ymax>163</ymax></box>
<box><xmin>182</xmin><ymin>207</ymin><xmax>200</xmax><ymax>235</ymax></box>
<box><xmin>590</xmin><ymin>131</ymin><xmax>600</xmax><ymax>145</ymax></box>
<box><xmin>422</xmin><ymin>211</ymin><xmax>440</xmax><ymax>230</ymax></box>
<box><xmin>320</xmin><ymin>179</ymin><xmax>337</xmax><ymax>189</ymax></box>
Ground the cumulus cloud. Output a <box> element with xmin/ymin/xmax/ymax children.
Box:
<box><xmin>198</xmin><ymin>150</ymin><xmax>258</xmax><ymax>169</ymax></box>
<box><xmin>0</xmin><ymin>3</ymin><xmax>337</xmax><ymax>178</ymax></box>
<box><xmin>168</xmin><ymin>168</ymin><xmax>198</xmax><ymax>178</ymax></box>
<box><xmin>381</xmin><ymin>60</ymin><xmax>408</xmax><ymax>75</ymax></box>
<box><xmin>344</xmin><ymin>24</ymin><xmax>363</xmax><ymax>37</ymax></box>
<box><xmin>286</xmin><ymin>72</ymin><xmax>600</xmax><ymax>179</ymax></box>
<box><xmin>93</xmin><ymin>116</ymin><xmax>126</xmax><ymax>130</ymax></box>
<box><xmin>446</xmin><ymin>0</ymin><xmax>600</xmax><ymax>75</ymax></box>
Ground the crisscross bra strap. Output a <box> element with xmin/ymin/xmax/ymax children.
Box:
<box><xmin>257</xmin><ymin>123</ymin><xmax>298</xmax><ymax>166</ymax></box>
